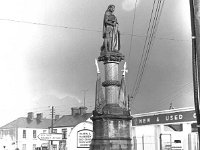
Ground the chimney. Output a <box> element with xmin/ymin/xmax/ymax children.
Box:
<box><xmin>36</xmin><ymin>113</ymin><xmax>43</xmax><ymax>122</ymax></box>
<box><xmin>27</xmin><ymin>112</ymin><xmax>34</xmax><ymax>120</ymax></box>
<box><xmin>79</xmin><ymin>107</ymin><xmax>87</xmax><ymax>115</ymax></box>
<box><xmin>55</xmin><ymin>115</ymin><xmax>60</xmax><ymax>121</ymax></box>
<box><xmin>71</xmin><ymin>107</ymin><xmax>80</xmax><ymax>116</ymax></box>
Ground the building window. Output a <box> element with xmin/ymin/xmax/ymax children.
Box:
<box><xmin>53</xmin><ymin>145</ymin><xmax>57</xmax><ymax>150</ymax></box>
<box><xmin>0</xmin><ymin>130</ymin><xmax>3</xmax><ymax>138</ymax></box>
<box><xmin>43</xmin><ymin>130</ymin><xmax>47</xmax><ymax>133</ymax></box>
<box><xmin>53</xmin><ymin>129</ymin><xmax>57</xmax><ymax>133</ymax></box>
<box><xmin>22</xmin><ymin>144</ymin><xmax>26</xmax><ymax>150</ymax></box>
<box><xmin>33</xmin><ymin>144</ymin><xmax>36</xmax><ymax>150</ymax></box>
<box><xmin>33</xmin><ymin>130</ymin><xmax>36</xmax><ymax>138</ymax></box>
<box><xmin>62</xmin><ymin>129</ymin><xmax>67</xmax><ymax>139</ymax></box>
<box><xmin>23</xmin><ymin>130</ymin><xmax>26</xmax><ymax>138</ymax></box>
<box><xmin>192</xmin><ymin>123</ymin><xmax>198</xmax><ymax>132</ymax></box>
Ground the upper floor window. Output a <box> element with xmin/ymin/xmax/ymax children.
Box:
<box><xmin>62</xmin><ymin>129</ymin><xmax>67</xmax><ymax>139</ymax></box>
<box><xmin>33</xmin><ymin>130</ymin><xmax>36</xmax><ymax>138</ymax></box>
<box><xmin>53</xmin><ymin>129</ymin><xmax>57</xmax><ymax>133</ymax></box>
<box><xmin>43</xmin><ymin>130</ymin><xmax>47</xmax><ymax>133</ymax></box>
<box><xmin>0</xmin><ymin>130</ymin><xmax>3</xmax><ymax>138</ymax></box>
<box><xmin>23</xmin><ymin>130</ymin><xmax>26</xmax><ymax>138</ymax></box>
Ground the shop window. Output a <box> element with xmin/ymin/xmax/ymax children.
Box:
<box><xmin>53</xmin><ymin>144</ymin><xmax>57</xmax><ymax>150</ymax></box>
<box><xmin>191</xmin><ymin>123</ymin><xmax>198</xmax><ymax>132</ymax></box>
<box><xmin>33</xmin><ymin>144</ymin><xmax>36</xmax><ymax>150</ymax></box>
<box><xmin>22</xmin><ymin>144</ymin><xmax>26</xmax><ymax>150</ymax></box>
<box><xmin>59</xmin><ymin>140</ymin><xmax>66</xmax><ymax>149</ymax></box>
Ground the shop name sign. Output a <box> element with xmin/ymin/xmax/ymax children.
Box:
<box><xmin>37</xmin><ymin>133</ymin><xmax>62</xmax><ymax>141</ymax></box>
<box><xmin>132</xmin><ymin>110</ymin><xmax>196</xmax><ymax>126</ymax></box>
<box><xmin>77</xmin><ymin>129</ymin><xmax>93</xmax><ymax>148</ymax></box>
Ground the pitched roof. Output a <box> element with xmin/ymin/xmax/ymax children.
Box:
<box><xmin>53</xmin><ymin>113</ymin><xmax>92</xmax><ymax>128</ymax></box>
<box><xmin>0</xmin><ymin>117</ymin><xmax>52</xmax><ymax>129</ymax></box>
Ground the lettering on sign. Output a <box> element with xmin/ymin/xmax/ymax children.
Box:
<box><xmin>132</xmin><ymin>110</ymin><xmax>197</xmax><ymax>126</ymax></box>
<box><xmin>165</xmin><ymin>114</ymin><xmax>183</xmax><ymax>121</ymax></box>
<box><xmin>77</xmin><ymin>129</ymin><xmax>93</xmax><ymax>148</ymax></box>
<box><xmin>37</xmin><ymin>133</ymin><xmax>62</xmax><ymax>141</ymax></box>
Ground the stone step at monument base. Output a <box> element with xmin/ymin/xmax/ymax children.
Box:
<box><xmin>90</xmin><ymin>138</ymin><xmax>132</xmax><ymax>150</ymax></box>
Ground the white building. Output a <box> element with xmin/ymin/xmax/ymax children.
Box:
<box><xmin>2</xmin><ymin>107</ymin><xmax>198</xmax><ymax>150</ymax></box>
<box><xmin>51</xmin><ymin>107</ymin><xmax>92</xmax><ymax>150</ymax></box>
<box><xmin>0</xmin><ymin>112</ymin><xmax>51</xmax><ymax>150</ymax></box>
<box><xmin>132</xmin><ymin>107</ymin><xmax>198</xmax><ymax>150</ymax></box>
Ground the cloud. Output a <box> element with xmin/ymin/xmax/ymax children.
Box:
<box><xmin>122</xmin><ymin>0</ymin><xmax>138</xmax><ymax>11</ymax></box>
<box><xmin>61</xmin><ymin>94</ymin><xmax>82</xmax><ymax>104</ymax></box>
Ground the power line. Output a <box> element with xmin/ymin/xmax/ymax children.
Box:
<box><xmin>131</xmin><ymin>0</ymin><xmax>157</xmax><ymax>98</ymax></box>
<box><xmin>127</xmin><ymin>0</ymin><xmax>139</xmax><ymax>93</ymax></box>
<box><xmin>131</xmin><ymin>0</ymin><xmax>166</xmax><ymax>100</ymax></box>
<box><xmin>0</xmin><ymin>18</ymin><xmax>191</xmax><ymax>42</ymax></box>
<box><xmin>135</xmin><ymin>0</ymin><xmax>165</xmax><ymax>98</ymax></box>
<box><xmin>0</xmin><ymin>18</ymin><xmax>101</xmax><ymax>32</ymax></box>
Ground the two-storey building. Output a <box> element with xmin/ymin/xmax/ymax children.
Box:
<box><xmin>0</xmin><ymin>112</ymin><xmax>51</xmax><ymax>150</ymax></box>
<box><xmin>51</xmin><ymin>107</ymin><xmax>92</xmax><ymax>150</ymax></box>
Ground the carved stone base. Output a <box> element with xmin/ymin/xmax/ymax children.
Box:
<box><xmin>90</xmin><ymin>114</ymin><xmax>132</xmax><ymax>150</ymax></box>
<box><xmin>90</xmin><ymin>138</ymin><xmax>132</xmax><ymax>150</ymax></box>
<box><xmin>98</xmin><ymin>51</ymin><xmax>124</xmax><ymax>62</ymax></box>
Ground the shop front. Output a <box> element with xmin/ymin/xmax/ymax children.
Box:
<box><xmin>132</xmin><ymin>107</ymin><xmax>198</xmax><ymax>150</ymax></box>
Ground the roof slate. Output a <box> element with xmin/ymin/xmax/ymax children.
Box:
<box><xmin>0</xmin><ymin>117</ymin><xmax>52</xmax><ymax>129</ymax></box>
<box><xmin>0</xmin><ymin>113</ymin><xmax>92</xmax><ymax>129</ymax></box>
<box><xmin>53</xmin><ymin>113</ymin><xmax>92</xmax><ymax>127</ymax></box>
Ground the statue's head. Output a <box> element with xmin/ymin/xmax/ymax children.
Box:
<box><xmin>108</xmin><ymin>4</ymin><xmax>115</xmax><ymax>12</ymax></box>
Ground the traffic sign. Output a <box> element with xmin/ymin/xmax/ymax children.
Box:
<box><xmin>37</xmin><ymin>133</ymin><xmax>62</xmax><ymax>141</ymax></box>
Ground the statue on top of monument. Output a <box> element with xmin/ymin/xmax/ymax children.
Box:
<box><xmin>102</xmin><ymin>4</ymin><xmax>120</xmax><ymax>52</ymax></box>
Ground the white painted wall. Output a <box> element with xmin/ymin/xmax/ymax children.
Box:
<box><xmin>68</xmin><ymin>121</ymin><xmax>93</xmax><ymax>150</ymax></box>
<box><xmin>17</xmin><ymin>128</ymin><xmax>48</xmax><ymax>150</ymax></box>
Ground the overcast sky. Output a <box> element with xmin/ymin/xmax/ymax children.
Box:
<box><xmin>0</xmin><ymin>0</ymin><xmax>193</xmax><ymax>126</ymax></box>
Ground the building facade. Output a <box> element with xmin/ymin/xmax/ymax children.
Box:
<box><xmin>0</xmin><ymin>112</ymin><xmax>51</xmax><ymax>150</ymax></box>
<box><xmin>51</xmin><ymin>107</ymin><xmax>92</xmax><ymax>150</ymax></box>
<box><xmin>1</xmin><ymin>106</ymin><xmax>198</xmax><ymax>150</ymax></box>
<box><xmin>132</xmin><ymin>107</ymin><xmax>198</xmax><ymax>150</ymax></box>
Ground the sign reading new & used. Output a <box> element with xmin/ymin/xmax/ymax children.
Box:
<box><xmin>132</xmin><ymin>110</ymin><xmax>196</xmax><ymax>126</ymax></box>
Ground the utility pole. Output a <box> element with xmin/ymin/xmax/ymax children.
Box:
<box><xmin>49</xmin><ymin>106</ymin><xmax>55</xmax><ymax>149</ymax></box>
<box><xmin>51</xmin><ymin>106</ymin><xmax>54</xmax><ymax>133</ymax></box>
<box><xmin>189</xmin><ymin>0</ymin><xmax>200</xmax><ymax>147</ymax></box>
<box><xmin>82</xmin><ymin>89</ymin><xmax>88</xmax><ymax>107</ymax></box>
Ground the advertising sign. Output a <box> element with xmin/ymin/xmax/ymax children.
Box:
<box><xmin>132</xmin><ymin>109</ymin><xmax>196</xmax><ymax>126</ymax></box>
<box><xmin>77</xmin><ymin>129</ymin><xmax>93</xmax><ymax>148</ymax></box>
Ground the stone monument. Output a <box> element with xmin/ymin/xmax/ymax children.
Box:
<box><xmin>90</xmin><ymin>5</ymin><xmax>132</xmax><ymax>150</ymax></box>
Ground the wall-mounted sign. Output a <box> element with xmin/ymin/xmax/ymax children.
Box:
<box><xmin>77</xmin><ymin>129</ymin><xmax>93</xmax><ymax>148</ymax></box>
<box><xmin>37</xmin><ymin>133</ymin><xmax>62</xmax><ymax>141</ymax></box>
<box><xmin>132</xmin><ymin>109</ymin><xmax>196</xmax><ymax>126</ymax></box>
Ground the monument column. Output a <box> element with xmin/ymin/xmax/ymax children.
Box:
<box><xmin>104</xmin><ymin>61</ymin><xmax>120</xmax><ymax>104</ymax></box>
<box><xmin>90</xmin><ymin>5</ymin><xmax>132</xmax><ymax>150</ymax></box>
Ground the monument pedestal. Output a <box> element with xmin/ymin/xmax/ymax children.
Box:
<box><xmin>90</xmin><ymin>51</ymin><xmax>132</xmax><ymax>150</ymax></box>
<box><xmin>91</xmin><ymin>113</ymin><xmax>132</xmax><ymax>150</ymax></box>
